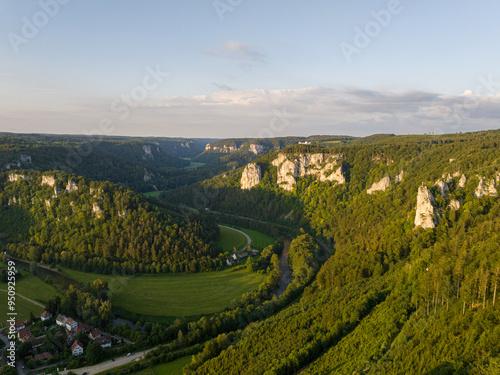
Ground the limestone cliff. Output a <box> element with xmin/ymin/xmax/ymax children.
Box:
<box><xmin>249</xmin><ymin>144</ymin><xmax>265</xmax><ymax>155</ymax></box>
<box><xmin>475</xmin><ymin>176</ymin><xmax>497</xmax><ymax>198</ymax></box>
<box><xmin>8</xmin><ymin>173</ymin><xmax>31</xmax><ymax>182</ymax></box>
<box><xmin>434</xmin><ymin>179</ymin><xmax>449</xmax><ymax>197</ymax></box>
<box><xmin>65</xmin><ymin>180</ymin><xmax>79</xmax><ymax>193</ymax></box>
<box><xmin>41</xmin><ymin>175</ymin><xmax>56</xmax><ymax>186</ymax></box>
<box><xmin>240</xmin><ymin>163</ymin><xmax>262</xmax><ymax>190</ymax></box>
<box><xmin>271</xmin><ymin>153</ymin><xmax>344</xmax><ymax>191</ymax></box>
<box><xmin>415</xmin><ymin>186</ymin><xmax>436</xmax><ymax>229</ymax></box>
<box><xmin>367</xmin><ymin>176</ymin><xmax>391</xmax><ymax>194</ymax></box>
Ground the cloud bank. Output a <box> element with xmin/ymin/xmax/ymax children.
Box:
<box><xmin>2</xmin><ymin>86</ymin><xmax>500</xmax><ymax>138</ymax></box>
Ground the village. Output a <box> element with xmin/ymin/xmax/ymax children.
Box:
<box><xmin>4</xmin><ymin>310</ymin><xmax>125</xmax><ymax>371</ymax></box>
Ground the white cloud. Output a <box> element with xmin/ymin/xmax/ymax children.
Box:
<box><xmin>203</xmin><ymin>41</ymin><xmax>266</xmax><ymax>62</ymax></box>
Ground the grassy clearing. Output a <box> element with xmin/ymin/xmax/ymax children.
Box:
<box><xmin>112</xmin><ymin>268</ymin><xmax>266</xmax><ymax>319</ymax></box>
<box><xmin>131</xmin><ymin>356</ymin><xmax>192</xmax><ymax>375</ymax></box>
<box><xmin>0</xmin><ymin>290</ymin><xmax>44</xmax><ymax>326</ymax></box>
<box><xmin>183</xmin><ymin>161</ymin><xmax>206</xmax><ymax>170</ymax></box>
<box><xmin>220</xmin><ymin>224</ymin><xmax>276</xmax><ymax>250</ymax></box>
<box><xmin>215</xmin><ymin>226</ymin><xmax>248</xmax><ymax>252</ymax></box>
<box><xmin>15</xmin><ymin>273</ymin><xmax>62</xmax><ymax>305</ymax></box>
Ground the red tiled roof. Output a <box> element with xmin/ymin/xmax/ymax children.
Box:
<box><xmin>71</xmin><ymin>340</ymin><xmax>83</xmax><ymax>352</ymax></box>
<box><xmin>18</xmin><ymin>328</ymin><xmax>30</xmax><ymax>337</ymax></box>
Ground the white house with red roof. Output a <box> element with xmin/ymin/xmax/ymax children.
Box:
<box><xmin>71</xmin><ymin>340</ymin><xmax>84</xmax><ymax>356</ymax></box>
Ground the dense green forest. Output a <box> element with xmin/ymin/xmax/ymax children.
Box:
<box><xmin>153</xmin><ymin>130</ymin><xmax>500</xmax><ymax>374</ymax></box>
<box><xmin>0</xmin><ymin>170</ymin><xmax>222</xmax><ymax>274</ymax></box>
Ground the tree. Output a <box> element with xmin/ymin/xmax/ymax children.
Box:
<box><xmin>85</xmin><ymin>342</ymin><xmax>104</xmax><ymax>364</ymax></box>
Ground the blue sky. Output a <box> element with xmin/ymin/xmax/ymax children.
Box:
<box><xmin>1</xmin><ymin>0</ymin><xmax>500</xmax><ymax>138</ymax></box>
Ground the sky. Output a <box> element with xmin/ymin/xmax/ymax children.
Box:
<box><xmin>1</xmin><ymin>0</ymin><xmax>500</xmax><ymax>138</ymax></box>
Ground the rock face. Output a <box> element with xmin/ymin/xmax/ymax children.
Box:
<box><xmin>205</xmin><ymin>144</ymin><xmax>238</xmax><ymax>153</ymax></box>
<box><xmin>144</xmin><ymin>168</ymin><xmax>154</xmax><ymax>182</ymax></box>
<box><xmin>458</xmin><ymin>174</ymin><xmax>467</xmax><ymax>188</ymax></box>
<box><xmin>449</xmin><ymin>199</ymin><xmax>461</xmax><ymax>210</ymax></box>
<box><xmin>8</xmin><ymin>174</ymin><xmax>31</xmax><ymax>182</ymax></box>
<box><xmin>92</xmin><ymin>202</ymin><xmax>103</xmax><ymax>218</ymax></box>
<box><xmin>435</xmin><ymin>179</ymin><xmax>449</xmax><ymax>197</ymax></box>
<box><xmin>143</xmin><ymin>145</ymin><xmax>154</xmax><ymax>159</ymax></box>
<box><xmin>53</xmin><ymin>187</ymin><xmax>61</xmax><ymax>197</ymax></box>
<box><xmin>3</xmin><ymin>155</ymin><xmax>31</xmax><ymax>170</ymax></box>
<box><xmin>241</xmin><ymin>163</ymin><xmax>262</xmax><ymax>190</ymax></box>
<box><xmin>395</xmin><ymin>171</ymin><xmax>404</xmax><ymax>184</ymax></box>
<box><xmin>271</xmin><ymin>153</ymin><xmax>344</xmax><ymax>191</ymax></box>
<box><xmin>367</xmin><ymin>177</ymin><xmax>391</xmax><ymax>194</ymax></box>
<box><xmin>415</xmin><ymin>186</ymin><xmax>436</xmax><ymax>229</ymax></box>
<box><xmin>65</xmin><ymin>181</ymin><xmax>79</xmax><ymax>193</ymax></box>
<box><xmin>475</xmin><ymin>177</ymin><xmax>497</xmax><ymax>198</ymax></box>
<box><xmin>41</xmin><ymin>176</ymin><xmax>56</xmax><ymax>186</ymax></box>
<box><xmin>249</xmin><ymin>144</ymin><xmax>265</xmax><ymax>155</ymax></box>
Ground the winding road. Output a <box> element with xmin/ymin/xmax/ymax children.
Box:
<box><xmin>218</xmin><ymin>225</ymin><xmax>252</xmax><ymax>251</ymax></box>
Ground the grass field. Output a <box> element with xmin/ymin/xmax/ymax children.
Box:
<box><xmin>183</xmin><ymin>161</ymin><xmax>206</xmax><ymax>170</ymax></box>
<box><xmin>15</xmin><ymin>273</ymin><xmax>62</xmax><ymax>305</ymax></box>
<box><xmin>131</xmin><ymin>356</ymin><xmax>192</xmax><ymax>375</ymax></box>
<box><xmin>215</xmin><ymin>226</ymin><xmax>248</xmax><ymax>252</ymax></box>
<box><xmin>220</xmin><ymin>224</ymin><xmax>276</xmax><ymax>251</ymax></box>
<box><xmin>0</xmin><ymin>290</ymin><xmax>44</xmax><ymax>326</ymax></box>
<box><xmin>112</xmin><ymin>268</ymin><xmax>266</xmax><ymax>319</ymax></box>
<box><xmin>60</xmin><ymin>266</ymin><xmax>266</xmax><ymax>324</ymax></box>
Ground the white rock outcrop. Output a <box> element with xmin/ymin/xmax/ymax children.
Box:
<box><xmin>240</xmin><ymin>163</ymin><xmax>262</xmax><ymax>190</ymax></box>
<box><xmin>20</xmin><ymin>155</ymin><xmax>31</xmax><ymax>163</ymax></box>
<box><xmin>8</xmin><ymin>174</ymin><xmax>31</xmax><ymax>182</ymax></box>
<box><xmin>367</xmin><ymin>176</ymin><xmax>391</xmax><ymax>194</ymax></box>
<box><xmin>475</xmin><ymin>177</ymin><xmax>497</xmax><ymax>198</ymax></box>
<box><xmin>144</xmin><ymin>168</ymin><xmax>154</xmax><ymax>181</ymax></box>
<box><xmin>249</xmin><ymin>144</ymin><xmax>265</xmax><ymax>155</ymax></box>
<box><xmin>92</xmin><ymin>202</ymin><xmax>103</xmax><ymax>218</ymax></box>
<box><xmin>65</xmin><ymin>180</ymin><xmax>78</xmax><ymax>193</ymax></box>
<box><xmin>435</xmin><ymin>179</ymin><xmax>449</xmax><ymax>197</ymax></box>
<box><xmin>415</xmin><ymin>186</ymin><xmax>436</xmax><ymax>229</ymax></box>
<box><xmin>449</xmin><ymin>199</ymin><xmax>461</xmax><ymax>210</ymax></box>
<box><xmin>53</xmin><ymin>187</ymin><xmax>61</xmax><ymax>197</ymax></box>
<box><xmin>143</xmin><ymin>145</ymin><xmax>154</xmax><ymax>159</ymax></box>
<box><xmin>458</xmin><ymin>174</ymin><xmax>467</xmax><ymax>188</ymax></box>
<box><xmin>271</xmin><ymin>153</ymin><xmax>344</xmax><ymax>191</ymax></box>
<box><xmin>205</xmin><ymin>144</ymin><xmax>238</xmax><ymax>153</ymax></box>
<box><xmin>395</xmin><ymin>171</ymin><xmax>404</xmax><ymax>184</ymax></box>
<box><xmin>41</xmin><ymin>176</ymin><xmax>56</xmax><ymax>186</ymax></box>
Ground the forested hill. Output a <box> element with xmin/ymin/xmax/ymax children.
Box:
<box><xmin>0</xmin><ymin>133</ymin><xmax>194</xmax><ymax>192</ymax></box>
<box><xmin>0</xmin><ymin>170</ymin><xmax>221</xmax><ymax>274</ymax></box>
<box><xmin>162</xmin><ymin>130</ymin><xmax>500</xmax><ymax>374</ymax></box>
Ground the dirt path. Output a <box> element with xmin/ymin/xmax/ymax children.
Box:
<box><xmin>0</xmin><ymin>289</ymin><xmax>44</xmax><ymax>308</ymax></box>
<box><xmin>218</xmin><ymin>225</ymin><xmax>252</xmax><ymax>250</ymax></box>
<box><xmin>276</xmin><ymin>239</ymin><xmax>293</xmax><ymax>297</ymax></box>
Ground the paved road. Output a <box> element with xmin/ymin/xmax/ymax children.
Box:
<box><xmin>218</xmin><ymin>225</ymin><xmax>252</xmax><ymax>251</ymax></box>
<box><xmin>0</xmin><ymin>289</ymin><xmax>45</xmax><ymax>308</ymax></box>
<box><xmin>59</xmin><ymin>348</ymin><xmax>156</xmax><ymax>375</ymax></box>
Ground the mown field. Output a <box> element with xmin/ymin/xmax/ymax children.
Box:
<box><xmin>235</xmin><ymin>226</ymin><xmax>275</xmax><ymax>250</ymax></box>
<box><xmin>215</xmin><ymin>226</ymin><xmax>248</xmax><ymax>252</ymax></box>
<box><xmin>0</xmin><ymin>290</ymin><xmax>44</xmax><ymax>326</ymax></box>
<box><xmin>111</xmin><ymin>268</ymin><xmax>266</xmax><ymax>319</ymax></box>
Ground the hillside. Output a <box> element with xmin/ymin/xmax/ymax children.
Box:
<box><xmin>0</xmin><ymin>170</ymin><xmax>221</xmax><ymax>274</ymax></box>
<box><xmin>156</xmin><ymin>130</ymin><xmax>500</xmax><ymax>374</ymax></box>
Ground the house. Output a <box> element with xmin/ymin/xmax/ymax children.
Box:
<box><xmin>34</xmin><ymin>352</ymin><xmax>52</xmax><ymax>362</ymax></box>
<box><xmin>65</xmin><ymin>317</ymin><xmax>78</xmax><ymax>331</ymax></box>
<box><xmin>71</xmin><ymin>340</ymin><xmax>84</xmax><ymax>356</ymax></box>
<box><xmin>251</xmin><ymin>249</ymin><xmax>259</xmax><ymax>255</ymax></box>
<box><xmin>89</xmin><ymin>329</ymin><xmax>101</xmax><ymax>341</ymax></box>
<box><xmin>14</xmin><ymin>321</ymin><xmax>25</xmax><ymax>332</ymax></box>
<box><xmin>40</xmin><ymin>311</ymin><xmax>52</xmax><ymax>321</ymax></box>
<box><xmin>18</xmin><ymin>327</ymin><xmax>30</xmax><ymax>340</ymax></box>
<box><xmin>56</xmin><ymin>314</ymin><xmax>67</xmax><ymax>327</ymax></box>
<box><xmin>77</xmin><ymin>323</ymin><xmax>91</xmax><ymax>333</ymax></box>
<box><xmin>95</xmin><ymin>336</ymin><xmax>112</xmax><ymax>348</ymax></box>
